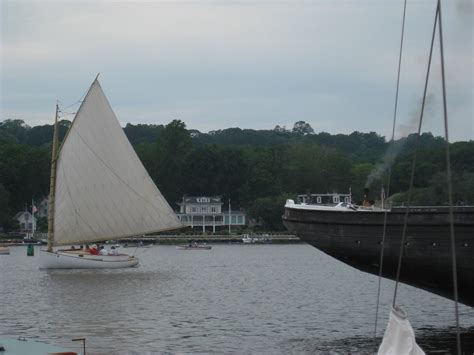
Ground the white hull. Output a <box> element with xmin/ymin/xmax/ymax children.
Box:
<box><xmin>39</xmin><ymin>250</ymin><xmax>139</xmax><ymax>269</ymax></box>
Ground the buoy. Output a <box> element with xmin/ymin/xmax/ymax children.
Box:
<box><xmin>27</xmin><ymin>244</ymin><xmax>34</xmax><ymax>256</ymax></box>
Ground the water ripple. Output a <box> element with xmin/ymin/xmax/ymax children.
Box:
<box><xmin>0</xmin><ymin>244</ymin><xmax>473</xmax><ymax>353</ymax></box>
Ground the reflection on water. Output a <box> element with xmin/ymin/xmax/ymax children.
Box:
<box><xmin>283</xmin><ymin>327</ymin><xmax>474</xmax><ymax>354</ymax></box>
<box><xmin>1</xmin><ymin>244</ymin><xmax>473</xmax><ymax>354</ymax></box>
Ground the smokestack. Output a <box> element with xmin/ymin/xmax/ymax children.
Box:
<box><xmin>363</xmin><ymin>188</ymin><xmax>371</xmax><ymax>207</ymax></box>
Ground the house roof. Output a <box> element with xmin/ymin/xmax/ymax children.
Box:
<box><xmin>13</xmin><ymin>211</ymin><xmax>33</xmax><ymax>220</ymax></box>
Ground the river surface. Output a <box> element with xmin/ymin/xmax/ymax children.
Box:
<box><xmin>1</xmin><ymin>244</ymin><xmax>473</xmax><ymax>354</ymax></box>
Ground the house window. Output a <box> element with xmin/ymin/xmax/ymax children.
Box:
<box><xmin>191</xmin><ymin>207</ymin><xmax>197</xmax><ymax>213</ymax></box>
<box><xmin>316</xmin><ymin>196</ymin><xmax>322</xmax><ymax>204</ymax></box>
<box><xmin>333</xmin><ymin>196</ymin><xmax>340</xmax><ymax>203</ymax></box>
<box><xmin>345</xmin><ymin>197</ymin><xmax>350</xmax><ymax>203</ymax></box>
<box><xmin>211</xmin><ymin>206</ymin><xmax>216</xmax><ymax>212</ymax></box>
<box><xmin>237</xmin><ymin>216</ymin><xmax>243</xmax><ymax>224</ymax></box>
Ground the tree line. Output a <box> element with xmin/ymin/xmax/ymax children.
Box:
<box><xmin>0</xmin><ymin>118</ymin><xmax>473</xmax><ymax>231</ymax></box>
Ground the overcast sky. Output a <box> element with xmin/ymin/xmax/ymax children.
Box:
<box><xmin>1</xmin><ymin>0</ymin><xmax>472</xmax><ymax>141</ymax></box>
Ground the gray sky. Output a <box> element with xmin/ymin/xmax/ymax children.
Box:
<box><xmin>1</xmin><ymin>0</ymin><xmax>472</xmax><ymax>141</ymax></box>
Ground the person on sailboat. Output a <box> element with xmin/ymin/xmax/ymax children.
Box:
<box><xmin>99</xmin><ymin>246</ymin><xmax>108</xmax><ymax>255</ymax></box>
<box><xmin>89</xmin><ymin>244</ymin><xmax>99</xmax><ymax>255</ymax></box>
<box><xmin>108</xmin><ymin>246</ymin><xmax>118</xmax><ymax>256</ymax></box>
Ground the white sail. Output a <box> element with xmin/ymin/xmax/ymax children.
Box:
<box><xmin>378</xmin><ymin>306</ymin><xmax>424</xmax><ymax>355</ymax></box>
<box><xmin>52</xmin><ymin>80</ymin><xmax>182</xmax><ymax>246</ymax></box>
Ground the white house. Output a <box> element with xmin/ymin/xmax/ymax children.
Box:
<box><xmin>37</xmin><ymin>197</ymin><xmax>49</xmax><ymax>219</ymax></box>
<box><xmin>176</xmin><ymin>196</ymin><xmax>246</xmax><ymax>233</ymax></box>
<box><xmin>14</xmin><ymin>211</ymin><xmax>37</xmax><ymax>232</ymax></box>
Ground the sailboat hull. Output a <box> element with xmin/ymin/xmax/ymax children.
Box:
<box><xmin>39</xmin><ymin>250</ymin><xmax>139</xmax><ymax>269</ymax></box>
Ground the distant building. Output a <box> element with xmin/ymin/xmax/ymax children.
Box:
<box><xmin>297</xmin><ymin>193</ymin><xmax>351</xmax><ymax>205</ymax></box>
<box><xmin>176</xmin><ymin>196</ymin><xmax>246</xmax><ymax>233</ymax></box>
<box><xmin>37</xmin><ymin>197</ymin><xmax>49</xmax><ymax>219</ymax></box>
<box><xmin>13</xmin><ymin>211</ymin><xmax>37</xmax><ymax>232</ymax></box>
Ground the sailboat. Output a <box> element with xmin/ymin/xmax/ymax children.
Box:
<box><xmin>40</xmin><ymin>77</ymin><xmax>183</xmax><ymax>269</ymax></box>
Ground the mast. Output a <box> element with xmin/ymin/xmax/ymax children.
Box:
<box><xmin>228</xmin><ymin>199</ymin><xmax>231</xmax><ymax>234</ymax></box>
<box><xmin>31</xmin><ymin>198</ymin><xmax>35</xmax><ymax>236</ymax></box>
<box><xmin>47</xmin><ymin>103</ymin><xmax>59</xmax><ymax>252</ymax></box>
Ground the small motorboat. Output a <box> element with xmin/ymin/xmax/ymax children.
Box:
<box><xmin>0</xmin><ymin>246</ymin><xmax>10</xmax><ymax>255</ymax></box>
<box><xmin>0</xmin><ymin>336</ymin><xmax>79</xmax><ymax>354</ymax></box>
<box><xmin>242</xmin><ymin>234</ymin><xmax>253</xmax><ymax>244</ymax></box>
<box><xmin>176</xmin><ymin>243</ymin><xmax>212</xmax><ymax>250</ymax></box>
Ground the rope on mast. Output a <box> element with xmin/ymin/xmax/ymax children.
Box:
<box><xmin>387</xmin><ymin>2</ymin><xmax>461</xmax><ymax>353</ymax></box>
<box><xmin>392</xmin><ymin>0</ymin><xmax>439</xmax><ymax>308</ymax></box>
<box><xmin>373</xmin><ymin>0</ymin><xmax>407</xmax><ymax>346</ymax></box>
<box><xmin>438</xmin><ymin>0</ymin><xmax>461</xmax><ymax>352</ymax></box>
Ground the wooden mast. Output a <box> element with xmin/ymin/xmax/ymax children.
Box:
<box><xmin>47</xmin><ymin>103</ymin><xmax>59</xmax><ymax>252</ymax></box>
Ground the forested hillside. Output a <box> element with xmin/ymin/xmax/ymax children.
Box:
<box><xmin>1</xmin><ymin>118</ymin><xmax>473</xmax><ymax>231</ymax></box>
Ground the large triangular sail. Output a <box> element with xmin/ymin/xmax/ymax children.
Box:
<box><xmin>52</xmin><ymin>79</ymin><xmax>182</xmax><ymax>246</ymax></box>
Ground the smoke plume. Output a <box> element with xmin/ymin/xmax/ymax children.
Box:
<box><xmin>365</xmin><ymin>95</ymin><xmax>435</xmax><ymax>188</ymax></box>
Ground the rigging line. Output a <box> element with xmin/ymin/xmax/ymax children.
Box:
<box><xmin>58</xmin><ymin>111</ymin><xmax>77</xmax><ymax>116</ymax></box>
<box><xmin>60</xmin><ymin>87</ymin><xmax>89</xmax><ymax>111</ymax></box>
<box><xmin>392</xmin><ymin>0</ymin><xmax>439</xmax><ymax>307</ymax></box>
<box><xmin>438</xmin><ymin>1</ymin><xmax>461</xmax><ymax>353</ymax></box>
<box><xmin>373</xmin><ymin>0</ymin><xmax>407</xmax><ymax>345</ymax></box>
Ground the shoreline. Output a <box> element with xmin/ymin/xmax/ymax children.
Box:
<box><xmin>0</xmin><ymin>234</ymin><xmax>301</xmax><ymax>246</ymax></box>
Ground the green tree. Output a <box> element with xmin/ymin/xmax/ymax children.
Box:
<box><xmin>0</xmin><ymin>119</ymin><xmax>30</xmax><ymax>144</ymax></box>
<box><xmin>154</xmin><ymin>120</ymin><xmax>193</xmax><ymax>205</ymax></box>
<box><xmin>292</xmin><ymin>121</ymin><xmax>314</xmax><ymax>135</ymax></box>
<box><xmin>247</xmin><ymin>193</ymin><xmax>294</xmax><ymax>231</ymax></box>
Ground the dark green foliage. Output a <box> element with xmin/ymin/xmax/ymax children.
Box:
<box><xmin>0</xmin><ymin>119</ymin><xmax>29</xmax><ymax>144</ymax></box>
<box><xmin>154</xmin><ymin>120</ymin><xmax>193</xmax><ymax>204</ymax></box>
<box><xmin>292</xmin><ymin>121</ymin><xmax>314</xmax><ymax>135</ymax></box>
<box><xmin>36</xmin><ymin>217</ymin><xmax>48</xmax><ymax>232</ymax></box>
<box><xmin>392</xmin><ymin>171</ymin><xmax>474</xmax><ymax>206</ymax></box>
<box><xmin>183</xmin><ymin>145</ymin><xmax>248</xmax><ymax>207</ymax></box>
<box><xmin>193</xmin><ymin>127</ymin><xmax>293</xmax><ymax>147</ymax></box>
<box><xmin>123</xmin><ymin>123</ymin><xmax>164</xmax><ymax>146</ymax></box>
<box><xmin>0</xmin><ymin>117</ymin><xmax>472</xmax><ymax>231</ymax></box>
<box><xmin>247</xmin><ymin>193</ymin><xmax>295</xmax><ymax>230</ymax></box>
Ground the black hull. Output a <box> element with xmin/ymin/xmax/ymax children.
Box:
<box><xmin>283</xmin><ymin>205</ymin><xmax>474</xmax><ymax>307</ymax></box>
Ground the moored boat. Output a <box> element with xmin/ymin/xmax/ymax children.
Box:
<box><xmin>176</xmin><ymin>242</ymin><xmax>212</xmax><ymax>250</ymax></box>
<box><xmin>241</xmin><ymin>234</ymin><xmax>253</xmax><ymax>244</ymax></box>
<box><xmin>0</xmin><ymin>337</ymin><xmax>79</xmax><ymax>354</ymax></box>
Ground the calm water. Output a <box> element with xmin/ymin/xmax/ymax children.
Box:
<box><xmin>1</xmin><ymin>244</ymin><xmax>473</xmax><ymax>354</ymax></box>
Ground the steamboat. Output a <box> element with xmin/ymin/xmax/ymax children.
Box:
<box><xmin>282</xmin><ymin>191</ymin><xmax>474</xmax><ymax>307</ymax></box>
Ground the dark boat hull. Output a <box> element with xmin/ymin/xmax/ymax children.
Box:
<box><xmin>283</xmin><ymin>205</ymin><xmax>474</xmax><ymax>307</ymax></box>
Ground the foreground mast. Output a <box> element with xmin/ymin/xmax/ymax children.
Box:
<box><xmin>47</xmin><ymin>103</ymin><xmax>59</xmax><ymax>252</ymax></box>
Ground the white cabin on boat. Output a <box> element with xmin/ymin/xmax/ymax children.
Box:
<box><xmin>176</xmin><ymin>196</ymin><xmax>246</xmax><ymax>233</ymax></box>
<box><xmin>297</xmin><ymin>193</ymin><xmax>351</xmax><ymax>205</ymax></box>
